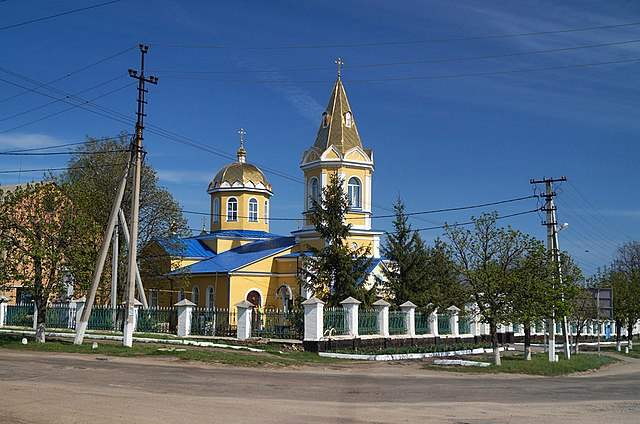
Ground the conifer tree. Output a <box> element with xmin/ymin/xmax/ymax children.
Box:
<box><xmin>301</xmin><ymin>172</ymin><xmax>373</xmax><ymax>307</ymax></box>
<box><xmin>381</xmin><ymin>197</ymin><xmax>430</xmax><ymax>307</ymax></box>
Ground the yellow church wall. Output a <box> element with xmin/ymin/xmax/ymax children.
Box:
<box><xmin>209</xmin><ymin>190</ymin><xmax>270</xmax><ymax>233</ymax></box>
<box><xmin>186</xmin><ymin>274</ymin><xmax>229</xmax><ymax>309</ymax></box>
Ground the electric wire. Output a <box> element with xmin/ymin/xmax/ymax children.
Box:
<box><xmin>0</xmin><ymin>134</ymin><xmax>130</xmax><ymax>154</ymax></box>
<box><xmin>160</xmin><ymin>57</ymin><xmax>640</xmax><ymax>83</ymax></box>
<box><xmin>151</xmin><ymin>21</ymin><xmax>640</xmax><ymax>50</ymax></box>
<box><xmin>408</xmin><ymin>208</ymin><xmax>541</xmax><ymax>233</ymax></box>
<box><xmin>0</xmin><ymin>149</ymin><xmax>128</xmax><ymax>156</ymax></box>
<box><xmin>153</xmin><ymin>38</ymin><xmax>640</xmax><ymax>75</ymax></box>
<box><xmin>0</xmin><ymin>0</ymin><xmax>121</xmax><ymax>32</ymax></box>
<box><xmin>0</xmin><ymin>162</ymin><xmax>127</xmax><ymax>175</ymax></box>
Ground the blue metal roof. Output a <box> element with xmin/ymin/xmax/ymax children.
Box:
<box><xmin>199</xmin><ymin>230</ymin><xmax>283</xmax><ymax>239</ymax></box>
<box><xmin>171</xmin><ymin>236</ymin><xmax>296</xmax><ymax>275</ymax></box>
<box><xmin>155</xmin><ymin>236</ymin><xmax>215</xmax><ymax>259</ymax></box>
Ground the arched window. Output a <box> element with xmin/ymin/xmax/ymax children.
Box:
<box><xmin>206</xmin><ymin>286</ymin><xmax>215</xmax><ymax>309</ymax></box>
<box><xmin>248</xmin><ymin>198</ymin><xmax>258</xmax><ymax>222</ymax></box>
<box><xmin>347</xmin><ymin>177</ymin><xmax>362</xmax><ymax>209</ymax></box>
<box><xmin>322</xmin><ymin>112</ymin><xmax>329</xmax><ymax>128</ymax></box>
<box><xmin>264</xmin><ymin>200</ymin><xmax>269</xmax><ymax>225</ymax></box>
<box><xmin>345</xmin><ymin>111</ymin><xmax>352</xmax><ymax>128</ymax></box>
<box><xmin>276</xmin><ymin>284</ymin><xmax>293</xmax><ymax>312</ymax></box>
<box><xmin>192</xmin><ymin>286</ymin><xmax>199</xmax><ymax>306</ymax></box>
<box><xmin>308</xmin><ymin>177</ymin><xmax>319</xmax><ymax>209</ymax></box>
<box><xmin>213</xmin><ymin>198</ymin><xmax>220</xmax><ymax>223</ymax></box>
<box><xmin>227</xmin><ymin>197</ymin><xmax>238</xmax><ymax>222</ymax></box>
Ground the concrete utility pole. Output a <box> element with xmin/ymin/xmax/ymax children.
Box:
<box><xmin>123</xmin><ymin>44</ymin><xmax>158</xmax><ymax>347</ymax></box>
<box><xmin>530</xmin><ymin>176</ymin><xmax>569</xmax><ymax>362</ymax></box>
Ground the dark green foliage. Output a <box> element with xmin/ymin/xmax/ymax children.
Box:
<box><xmin>301</xmin><ymin>172</ymin><xmax>373</xmax><ymax>307</ymax></box>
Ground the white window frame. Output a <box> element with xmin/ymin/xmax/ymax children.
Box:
<box><xmin>213</xmin><ymin>198</ymin><xmax>220</xmax><ymax>223</ymax></box>
<box><xmin>347</xmin><ymin>177</ymin><xmax>362</xmax><ymax>209</ymax></box>
<box><xmin>227</xmin><ymin>197</ymin><xmax>238</xmax><ymax>222</ymax></box>
<box><xmin>308</xmin><ymin>177</ymin><xmax>319</xmax><ymax>209</ymax></box>
<box><xmin>206</xmin><ymin>286</ymin><xmax>215</xmax><ymax>309</ymax></box>
<box><xmin>192</xmin><ymin>286</ymin><xmax>199</xmax><ymax>306</ymax></box>
<box><xmin>248</xmin><ymin>198</ymin><xmax>258</xmax><ymax>222</ymax></box>
<box><xmin>345</xmin><ymin>111</ymin><xmax>352</xmax><ymax>128</ymax></box>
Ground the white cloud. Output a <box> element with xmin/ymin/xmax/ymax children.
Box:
<box><xmin>0</xmin><ymin>133</ymin><xmax>65</xmax><ymax>150</ymax></box>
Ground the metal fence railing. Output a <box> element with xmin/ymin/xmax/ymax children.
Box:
<box><xmin>251</xmin><ymin>308</ymin><xmax>303</xmax><ymax>339</ymax></box>
<box><xmin>136</xmin><ymin>307</ymin><xmax>177</xmax><ymax>334</ymax></box>
<box><xmin>438</xmin><ymin>315</ymin><xmax>452</xmax><ymax>335</ymax></box>
<box><xmin>191</xmin><ymin>308</ymin><xmax>236</xmax><ymax>337</ymax></box>
<box><xmin>323</xmin><ymin>307</ymin><xmax>346</xmax><ymax>336</ymax></box>
<box><xmin>459</xmin><ymin>316</ymin><xmax>471</xmax><ymax>334</ymax></box>
<box><xmin>415</xmin><ymin>312</ymin><xmax>431</xmax><ymax>335</ymax></box>
<box><xmin>45</xmin><ymin>304</ymin><xmax>76</xmax><ymax>329</ymax></box>
<box><xmin>6</xmin><ymin>304</ymin><xmax>33</xmax><ymax>327</ymax></box>
<box><xmin>358</xmin><ymin>309</ymin><xmax>378</xmax><ymax>335</ymax></box>
<box><xmin>389</xmin><ymin>311</ymin><xmax>406</xmax><ymax>335</ymax></box>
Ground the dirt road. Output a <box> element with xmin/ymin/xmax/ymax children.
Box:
<box><xmin>1</xmin><ymin>350</ymin><xmax>639</xmax><ymax>423</ymax></box>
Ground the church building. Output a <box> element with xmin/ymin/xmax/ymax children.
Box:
<box><xmin>151</xmin><ymin>73</ymin><xmax>388</xmax><ymax>311</ymax></box>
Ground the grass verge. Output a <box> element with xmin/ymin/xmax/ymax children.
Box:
<box><xmin>422</xmin><ymin>352</ymin><xmax>616</xmax><ymax>376</ymax></box>
<box><xmin>0</xmin><ymin>334</ymin><xmax>338</xmax><ymax>367</ymax></box>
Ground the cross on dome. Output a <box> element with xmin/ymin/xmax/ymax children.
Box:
<box><xmin>237</xmin><ymin>127</ymin><xmax>247</xmax><ymax>163</ymax></box>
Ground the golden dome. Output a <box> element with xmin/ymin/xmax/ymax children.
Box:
<box><xmin>208</xmin><ymin>145</ymin><xmax>272</xmax><ymax>193</ymax></box>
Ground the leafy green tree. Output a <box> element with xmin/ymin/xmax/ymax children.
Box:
<box><xmin>0</xmin><ymin>183</ymin><xmax>98</xmax><ymax>342</ymax></box>
<box><xmin>301</xmin><ymin>172</ymin><xmax>373</xmax><ymax>307</ymax></box>
<box><xmin>444</xmin><ymin>212</ymin><xmax>530</xmax><ymax>366</ymax></box>
<box><xmin>569</xmin><ymin>286</ymin><xmax>598</xmax><ymax>354</ymax></box>
<box><xmin>510</xmin><ymin>240</ymin><xmax>553</xmax><ymax>360</ymax></box>
<box><xmin>55</xmin><ymin>133</ymin><xmax>190</xmax><ymax>303</ymax></box>
<box><xmin>611</xmin><ymin>242</ymin><xmax>640</xmax><ymax>344</ymax></box>
<box><xmin>425</xmin><ymin>239</ymin><xmax>469</xmax><ymax>311</ymax></box>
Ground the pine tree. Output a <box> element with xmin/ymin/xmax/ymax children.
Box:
<box><xmin>301</xmin><ymin>172</ymin><xmax>373</xmax><ymax>307</ymax></box>
<box><xmin>381</xmin><ymin>197</ymin><xmax>430</xmax><ymax>307</ymax></box>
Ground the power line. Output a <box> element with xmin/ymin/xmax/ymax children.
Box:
<box><xmin>0</xmin><ymin>0</ymin><xmax>121</xmax><ymax>32</ymax></box>
<box><xmin>153</xmin><ymin>38</ymin><xmax>640</xmax><ymax>75</ymax></box>
<box><xmin>151</xmin><ymin>21</ymin><xmax>640</xmax><ymax>50</ymax></box>
<box><xmin>0</xmin><ymin>46</ymin><xmax>135</xmax><ymax>104</ymax></box>
<box><xmin>0</xmin><ymin>163</ymin><xmax>127</xmax><ymax>175</ymax></box>
<box><xmin>1</xmin><ymin>74</ymin><xmax>127</xmax><ymax>123</ymax></box>
<box><xmin>161</xmin><ymin>57</ymin><xmax>640</xmax><ymax>83</ymax></box>
<box><xmin>567</xmin><ymin>180</ymin><xmax>634</xmax><ymax>241</ymax></box>
<box><xmin>0</xmin><ymin>149</ymin><xmax>128</xmax><ymax>156</ymax></box>
<box><xmin>407</xmin><ymin>208</ymin><xmax>541</xmax><ymax>233</ymax></box>
<box><xmin>0</xmin><ymin>134</ymin><xmax>130</xmax><ymax>154</ymax></box>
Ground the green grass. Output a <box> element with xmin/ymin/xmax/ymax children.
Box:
<box><xmin>599</xmin><ymin>345</ymin><xmax>640</xmax><ymax>359</ymax></box>
<box><xmin>0</xmin><ymin>334</ymin><xmax>338</xmax><ymax>367</ymax></box>
<box><xmin>422</xmin><ymin>352</ymin><xmax>616</xmax><ymax>376</ymax></box>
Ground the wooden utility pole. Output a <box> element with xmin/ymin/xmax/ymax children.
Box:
<box><xmin>530</xmin><ymin>176</ymin><xmax>569</xmax><ymax>362</ymax></box>
<box><xmin>123</xmin><ymin>44</ymin><xmax>158</xmax><ymax>347</ymax></box>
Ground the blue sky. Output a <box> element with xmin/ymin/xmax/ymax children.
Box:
<box><xmin>1</xmin><ymin>0</ymin><xmax>639</xmax><ymax>277</ymax></box>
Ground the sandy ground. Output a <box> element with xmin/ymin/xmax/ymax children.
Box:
<box><xmin>1</xmin><ymin>349</ymin><xmax>639</xmax><ymax>423</ymax></box>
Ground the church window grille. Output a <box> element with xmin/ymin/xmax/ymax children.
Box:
<box><xmin>206</xmin><ymin>286</ymin><xmax>215</xmax><ymax>309</ymax></box>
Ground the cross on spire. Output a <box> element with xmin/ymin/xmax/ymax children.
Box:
<box><xmin>237</xmin><ymin>127</ymin><xmax>246</xmax><ymax>148</ymax></box>
<box><xmin>335</xmin><ymin>57</ymin><xmax>344</xmax><ymax>78</ymax></box>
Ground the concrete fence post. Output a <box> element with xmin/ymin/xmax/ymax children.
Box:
<box><xmin>235</xmin><ymin>300</ymin><xmax>253</xmax><ymax>340</ymax></box>
<box><xmin>341</xmin><ymin>297</ymin><xmax>361</xmax><ymax>337</ymax></box>
<box><xmin>472</xmin><ymin>313</ymin><xmax>481</xmax><ymax>337</ymax></box>
<box><xmin>430</xmin><ymin>309</ymin><xmax>439</xmax><ymax>337</ymax></box>
<box><xmin>448</xmin><ymin>305</ymin><xmax>460</xmax><ymax>336</ymax></box>
<box><xmin>302</xmin><ymin>296</ymin><xmax>325</xmax><ymax>341</ymax></box>
<box><xmin>373</xmin><ymin>299</ymin><xmax>390</xmax><ymax>337</ymax></box>
<box><xmin>75</xmin><ymin>296</ymin><xmax>86</xmax><ymax>331</ymax></box>
<box><xmin>400</xmin><ymin>301</ymin><xmax>417</xmax><ymax>337</ymax></box>
<box><xmin>0</xmin><ymin>296</ymin><xmax>8</xmax><ymax>327</ymax></box>
<box><xmin>175</xmin><ymin>299</ymin><xmax>196</xmax><ymax>337</ymax></box>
